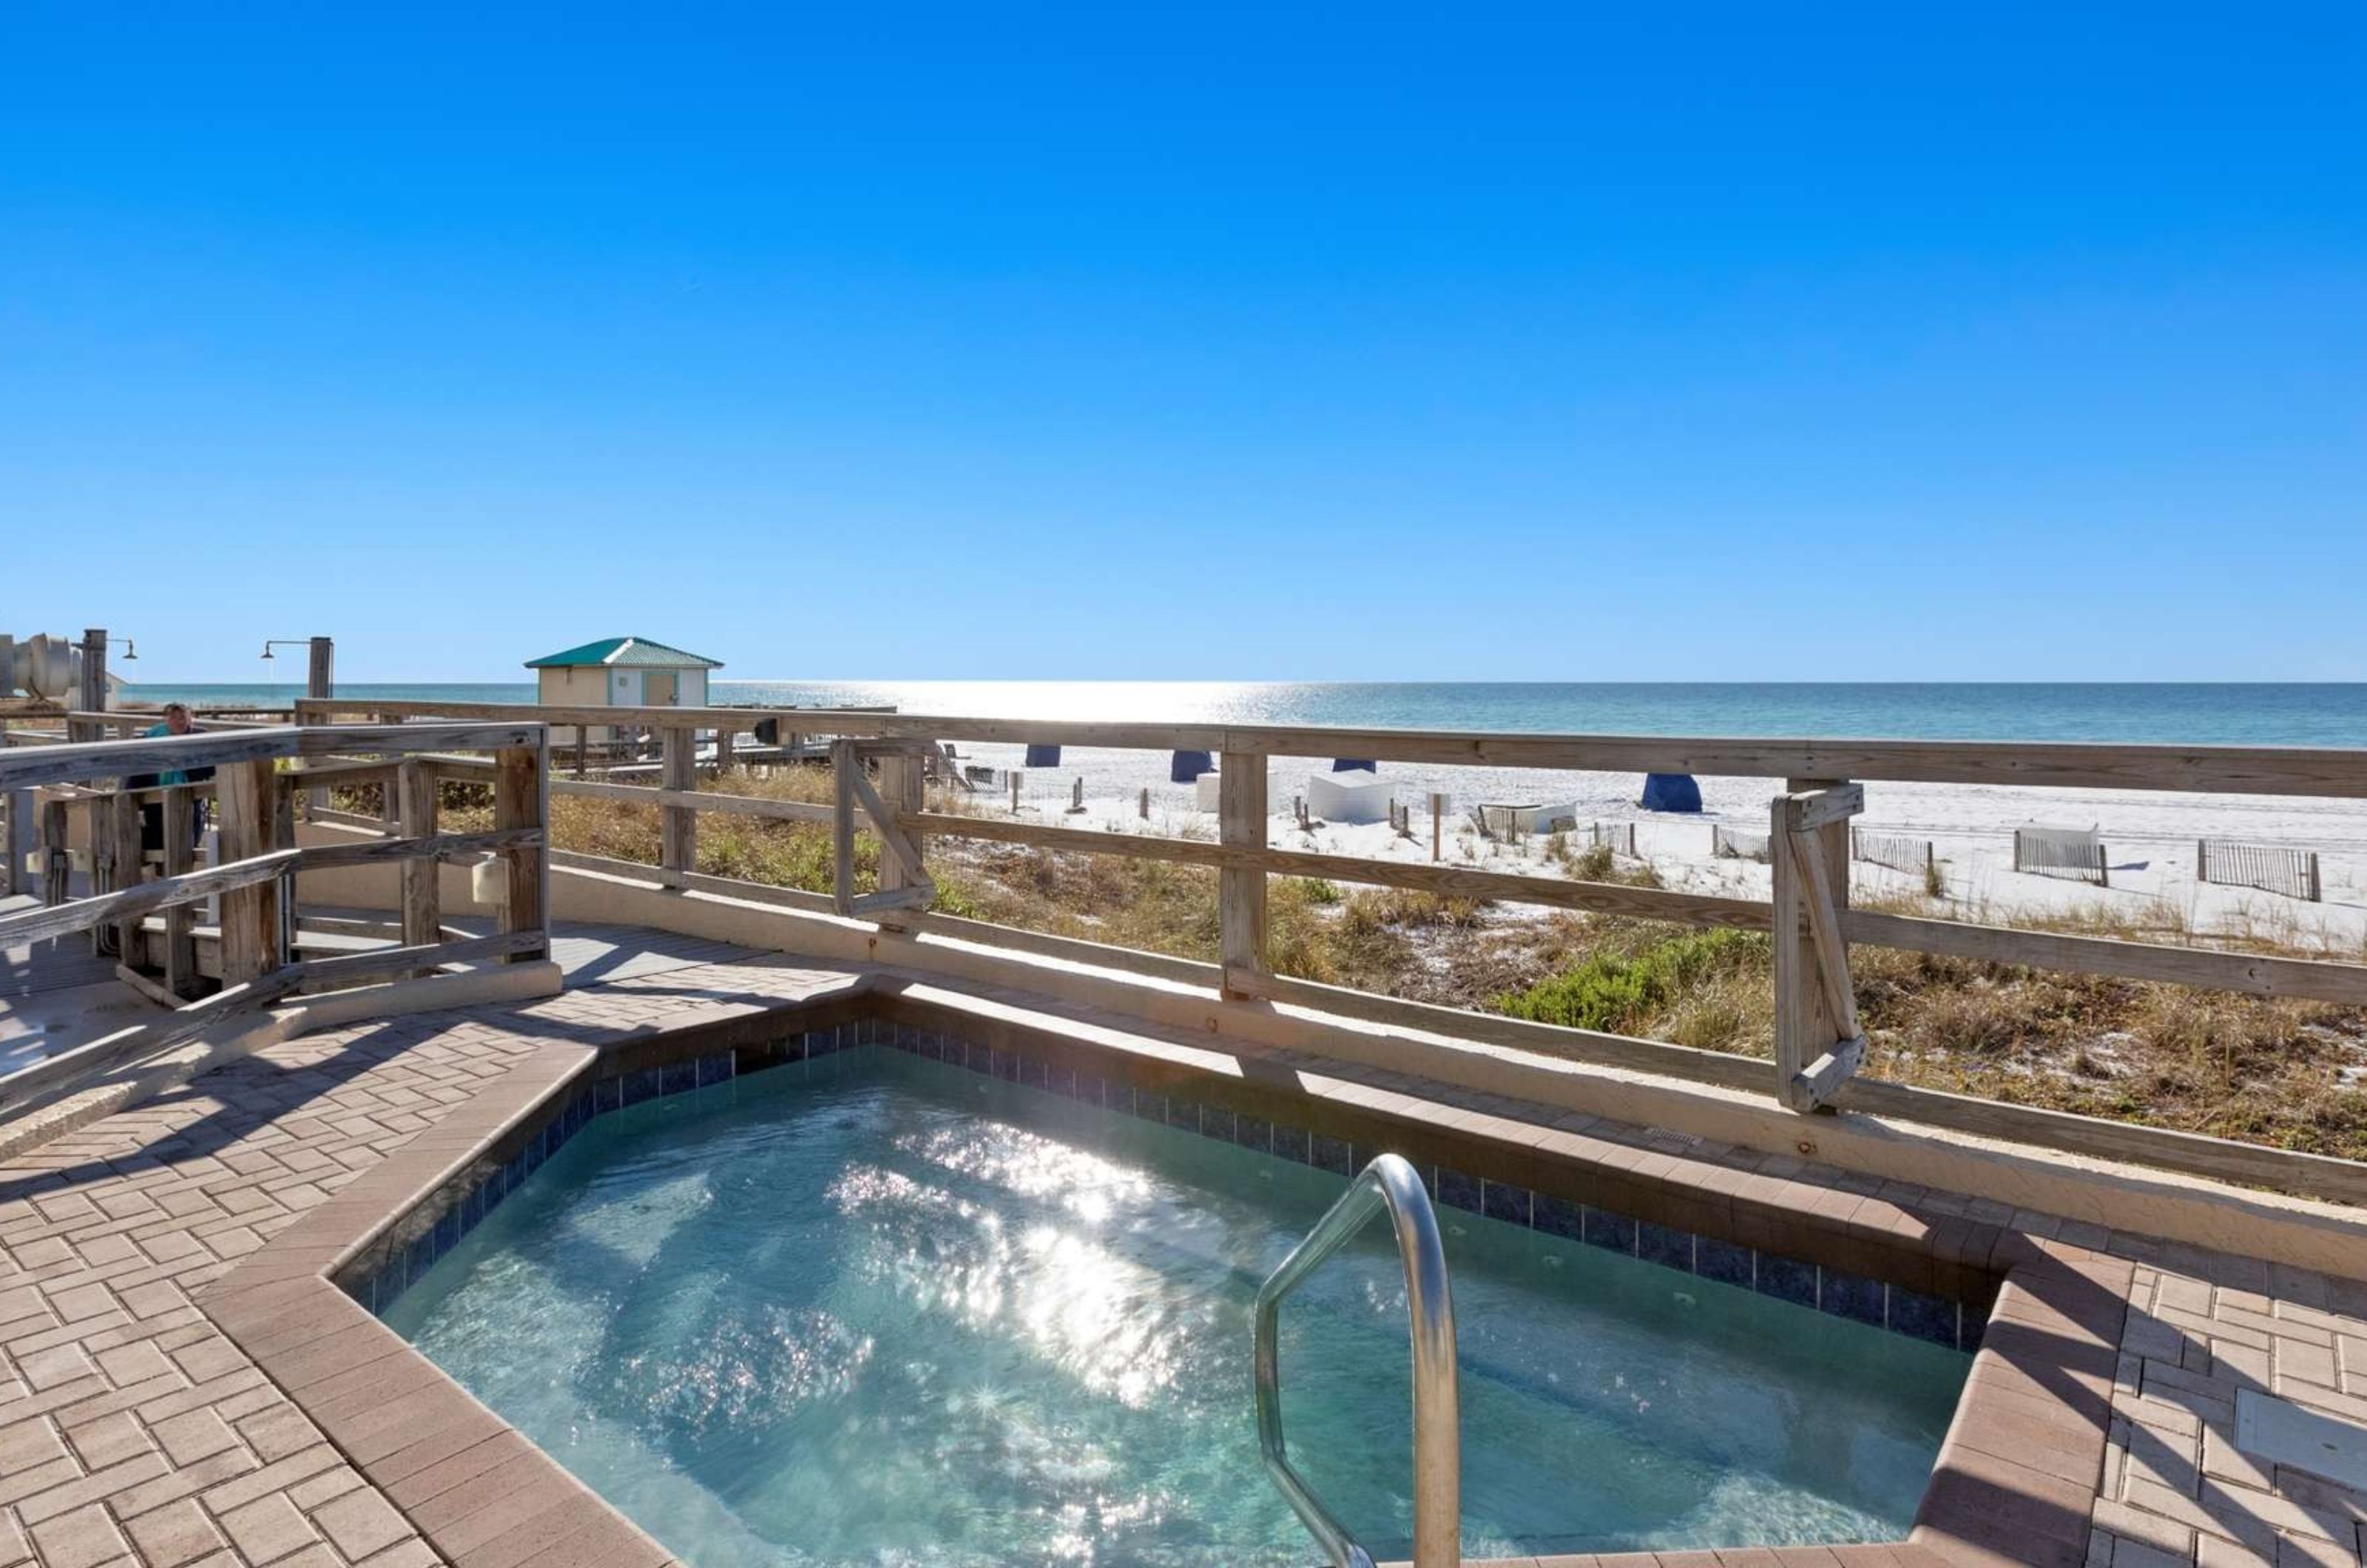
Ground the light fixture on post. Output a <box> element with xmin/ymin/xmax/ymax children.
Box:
<box><xmin>260</xmin><ymin>638</ymin><xmax>337</xmax><ymax>703</ymax></box>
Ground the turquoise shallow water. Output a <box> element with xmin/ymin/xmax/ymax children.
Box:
<box><xmin>385</xmin><ymin>1050</ymin><xmax>1968</xmax><ymax>1566</ymax></box>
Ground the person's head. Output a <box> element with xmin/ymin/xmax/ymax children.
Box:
<box><xmin>161</xmin><ymin>703</ymin><xmax>193</xmax><ymax>735</ymax></box>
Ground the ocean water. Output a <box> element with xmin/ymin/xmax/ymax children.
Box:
<box><xmin>120</xmin><ymin>680</ymin><xmax>2367</xmax><ymax>748</ymax></box>
<box><xmin>385</xmin><ymin>1048</ymin><xmax>1967</xmax><ymax>1567</ymax></box>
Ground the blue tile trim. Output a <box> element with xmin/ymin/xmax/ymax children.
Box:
<box><xmin>1636</xmin><ymin>1220</ymin><xmax>1693</xmax><ymax>1271</ymax></box>
<box><xmin>1533</xmin><ymin>1193</ymin><xmax>1584</xmax><ymax>1241</ymax></box>
<box><xmin>1757</xmin><ymin>1254</ymin><xmax>1819</xmax><ymax>1309</ymax></box>
<box><xmin>359</xmin><ymin>1024</ymin><xmax>1973</xmax><ymax>1354</ymax></box>
<box><xmin>1821</xmin><ymin>1268</ymin><xmax>1887</xmax><ymax>1328</ymax></box>
<box><xmin>1696</xmin><ymin>1235</ymin><xmax>1754</xmax><ymax>1288</ymax></box>
<box><xmin>1480</xmin><ymin>1180</ymin><xmax>1529</xmax><ymax>1228</ymax></box>
<box><xmin>1436</xmin><ymin>1169</ymin><xmax>1483</xmax><ymax>1215</ymax></box>
<box><xmin>1885</xmin><ymin>1287</ymin><xmax>1959</xmax><ymax>1347</ymax></box>
<box><xmin>1583</xmin><ymin>1207</ymin><xmax>1637</xmax><ymax>1254</ymax></box>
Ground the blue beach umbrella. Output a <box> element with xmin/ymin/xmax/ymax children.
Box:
<box><xmin>1170</xmin><ymin>750</ymin><xmax>1215</xmax><ymax>783</ymax></box>
<box><xmin>1024</xmin><ymin>743</ymin><xmax>1062</xmax><ymax>768</ymax></box>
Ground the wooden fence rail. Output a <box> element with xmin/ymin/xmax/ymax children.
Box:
<box><xmin>266</xmin><ymin>697</ymin><xmax>2367</xmax><ymax>1205</ymax></box>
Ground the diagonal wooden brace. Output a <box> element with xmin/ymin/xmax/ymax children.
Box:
<box><xmin>847</xmin><ymin>767</ymin><xmax>928</xmax><ymax>887</ymax></box>
<box><xmin>831</xmin><ymin>738</ymin><xmax>936</xmax><ymax>918</ymax></box>
<box><xmin>1775</xmin><ymin>782</ymin><xmax>1867</xmax><ymax>1112</ymax></box>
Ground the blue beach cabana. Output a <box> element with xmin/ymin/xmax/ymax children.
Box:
<box><xmin>1640</xmin><ymin>773</ymin><xmax>1703</xmax><ymax>813</ymax></box>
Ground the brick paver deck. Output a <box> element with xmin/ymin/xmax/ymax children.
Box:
<box><xmin>0</xmin><ymin>952</ymin><xmax>858</xmax><ymax>1568</ymax></box>
<box><xmin>3</xmin><ymin>944</ymin><xmax>2363</xmax><ymax>1567</ymax></box>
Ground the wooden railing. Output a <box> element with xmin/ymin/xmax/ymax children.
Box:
<box><xmin>0</xmin><ymin>721</ymin><xmax>551</xmax><ymax>1123</ymax></box>
<box><xmin>291</xmin><ymin>698</ymin><xmax>2367</xmax><ymax>1205</ymax></box>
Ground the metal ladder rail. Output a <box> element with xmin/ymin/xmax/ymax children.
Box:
<box><xmin>1253</xmin><ymin>1152</ymin><xmax>1460</xmax><ymax>1568</ymax></box>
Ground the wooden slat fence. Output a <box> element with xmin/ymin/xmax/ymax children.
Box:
<box><xmin>2013</xmin><ymin>825</ymin><xmax>2110</xmax><ymax>885</ymax></box>
<box><xmin>1710</xmin><ymin>823</ymin><xmax>1771</xmax><ymax>862</ymax></box>
<box><xmin>2198</xmin><ymin>839</ymin><xmax>2323</xmax><ymax>902</ymax></box>
<box><xmin>1587</xmin><ymin>821</ymin><xmax>1635</xmax><ymax>854</ymax></box>
<box><xmin>288</xmin><ymin>698</ymin><xmax>2367</xmax><ymax>1206</ymax></box>
<box><xmin>1851</xmin><ymin>828</ymin><xmax>1937</xmax><ymax>879</ymax></box>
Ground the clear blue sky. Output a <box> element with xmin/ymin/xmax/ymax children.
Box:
<box><xmin>4</xmin><ymin>3</ymin><xmax>2361</xmax><ymax>683</ymax></box>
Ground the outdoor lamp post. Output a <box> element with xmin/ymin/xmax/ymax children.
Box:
<box><xmin>260</xmin><ymin>638</ymin><xmax>335</xmax><ymax>701</ymax></box>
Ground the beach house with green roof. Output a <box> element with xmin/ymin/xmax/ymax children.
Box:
<box><xmin>525</xmin><ymin>635</ymin><xmax>722</xmax><ymax>741</ymax></box>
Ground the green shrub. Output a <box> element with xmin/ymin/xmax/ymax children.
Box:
<box><xmin>1568</xmin><ymin>841</ymin><xmax>1615</xmax><ymax>881</ymax></box>
<box><xmin>1496</xmin><ymin>927</ymin><xmax>1766</xmax><ymax>1034</ymax></box>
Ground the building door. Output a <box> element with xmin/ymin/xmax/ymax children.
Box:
<box><xmin>644</xmin><ymin>672</ymin><xmax>678</xmax><ymax>705</ymax></box>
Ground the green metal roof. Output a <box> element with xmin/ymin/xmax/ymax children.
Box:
<box><xmin>524</xmin><ymin>637</ymin><xmax>723</xmax><ymax>670</ymax></box>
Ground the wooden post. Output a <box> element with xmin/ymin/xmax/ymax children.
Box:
<box><xmin>1010</xmin><ymin>771</ymin><xmax>1022</xmax><ymax>814</ymax></box>
<box><xmin>271</xmin><ymin>769</ymin><xmax>297</xmax><ymax>964</ymax></box>
<box><xmin>302</xmin><ymin>638</ymin><xmax>334</xmax><ymax>819</ymax></box>
<box><xmin>306</xmin><ymin>637</ymin><xmax>334</xmax><ymax>703</ymax></box>
<box><xmin>2309</xmin><ymin>851</ymin><xmax>2323</xmax><ymax>904</ymax></box>
<box><xmin>87</xmin><ymin>792</ymin><xmax>117</xmax><ymax>956</ymax></box>
<box><xmin>1772</xmin><ymin>777</ymin><xmax>1857</xmax><ymax>1112</ymax></box>
<box><xmin>1068</xmin><ymin>777</ymin><xmax>1085</xmax><ymax>814</ymax></box>
<box><xmin>78</xmin><ymin>628</ymin><xmax>107</xmax><ymax>714</ymax></box>
<box><xmin>1431</xmin><ymin>791</ymin><xmax>1445</xmax><ymax>862</ymax></box>
<box><xmin>217</xmin><ymin>760</ymin><xmax>283</xmax><ymax>984</ymax></box>
<box><xmin>874</xmin><ymin>750</ymin><xmax>926</xmax><ymax>927</ymax></box>
<box><xmin>494</xmin><ymin>743</ymin><xmax>549</xmax><ymax>961</ymax></box>
<box><xmin>3</xmin><ymin>788</ymin><xmax>31</xmax><ymax>898</ymax></box>
<box><xmin>398</xmin><ymin>760</ymin><xmax>440</xmax><ymax>959</ymax></box>
<box><xmin>376</xmin><ymin>714</ymin><xmax>402</xmax><ymax>831</ymax></box>
<box><xmin>1218</xmin><ymin>750</ymin><xmax>1267</xmax><ymax>996</ymax></box>
<box><xmin>1139</xmin><ymin>786</ymin><xmax>1150</xmax><ymax>820</ymax></box>
<box><xmin>712</xmin><ymin>726</ymin><xmax>733</xmax><ymax>776</ymax></box>
<box><xmin>573</xmin><ymin>731</ymin><xmax>588</xmax><ymax>780</ymax></box>
<box><xmin>161</xmin><ymin>786</ymin><xmax>197</xmax><ymax>998</ymax></box>
<box><xmin>39</xmin><ymin>799</ymin><xmax>68</xmax><ymax>905</ymax></box>
<box><xmin>660</xmin><ymin>727</ymin><xmax>695</xmax><ymax>888</ymax></box>
<box><xmin>830</xmin><ymin>739</ymin><xmax>859</xmax><ymax>913</ymax></box>
<box><xmin>111</xmin><ymin>788</ymin><xmax>145</xmax><ymax>963</ymax></box>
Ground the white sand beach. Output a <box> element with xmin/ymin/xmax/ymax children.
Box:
<box><xmin>939</xmin><ymin>743</ymin><xmax>2367</xmax><ymax>951</ymax></box>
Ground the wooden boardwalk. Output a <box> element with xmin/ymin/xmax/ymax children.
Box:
<box><xmin>1</xmin><ymin>893</ymin><xmax>154</xmax><ymax>1087</ymax></box>
<box><xmin>0</xmin><ymin>898</ymin><xmax>765</xmax><ymax>1081</ymax></box>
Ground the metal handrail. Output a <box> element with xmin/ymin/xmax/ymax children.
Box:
<box><xmin>1253</xmin><ymin>1152</ymin><xmax>1460</xmax><ymax>1568</ymax></box>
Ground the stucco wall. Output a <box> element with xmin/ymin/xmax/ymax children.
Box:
<box><xmin>536</xmin><ymin>666</ymin><xmax>614</xmax><ymax>743</ymax></box>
